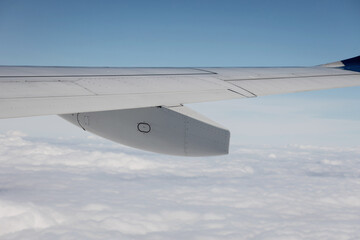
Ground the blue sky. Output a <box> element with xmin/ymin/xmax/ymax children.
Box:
<box><xmin>1</xmin><ymin>0</ymin><xmax>359</xmax><ymax>66</ymax></box>
<box><xmin>0</xmin><ymin>0</ymin><xmax>359</xmax><ymax>146</ymax></box>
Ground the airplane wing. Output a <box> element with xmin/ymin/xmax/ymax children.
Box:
<box><xmin>0</xmin><ymin>56</ymin><xmax>359</xmax><ymax>156</ymax></box>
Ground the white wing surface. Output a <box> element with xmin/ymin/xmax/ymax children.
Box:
<box><xmin>1</xmin><ymin>56</ymin><xmax>359</xmax><ymax>156</ymax></box>
<box><xmin>0</xmin><ymin>56</ymin><xmax>360</xmax><ymax>119</ymax></box>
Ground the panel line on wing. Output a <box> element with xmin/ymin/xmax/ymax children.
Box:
<box><xmin>0</xmin><ymin>73</ymin><xmax>217</xmax><ymax>79</ymax></box>
<box><xmin>227</xmin><ymin>89</ymin><xmax>255</xmax><ymax>98</ymax></box>
<box><xmin>72</xmin><ymin>81</ymin><xmax>99</xmax><ymax>95</ymax></box>
<box><xmin>224</xmin><ymin>73</ymin><xmax>359</xmax><ymax>82</ymax></box>
<box><xmin>226</xmin><ymin>83</ymin><xmax>257</xmax><ymax>97</ymax></box>
<box><xmin>0</xmin><ymin>89</ymin><xmax>231</xmax><ymax>100</ymax></box>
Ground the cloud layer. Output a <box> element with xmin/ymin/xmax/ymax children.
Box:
<box><xmin>0</xmin><ymin>131</ymin><xmax>360</xmax><ymax>239</ymax></box>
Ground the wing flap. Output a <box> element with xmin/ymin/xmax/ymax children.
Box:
<box><xmin>75</xmin><ymin>75</ymin><xmax>226</xmax><ymax>94</ymax></box>
<box><xmin>228</xmin><ymin>74</ymin><xmax>360</xmax><ymax>96</ymax></box>
<box><xmin>0</xmin><ymin>89</ymin><xmax>240</xmax><ymax>119</ymax></box>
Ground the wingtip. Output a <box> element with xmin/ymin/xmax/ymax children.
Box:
<box><xmin>341</xmin><ymin>55</ymin><xmax>360</xmax><ymax>66</ymax></box>
<box><xmin>341</xmin><ymin>55</ymin><xmax>360</xmax><ymax>72</ymax></box>
<box><xmin>320</xmin><ymin>55</ymin><xmax>360</xmax><ymax>72</ymax></box>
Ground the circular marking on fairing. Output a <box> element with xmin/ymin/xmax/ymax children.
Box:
<box><xmin>137</xmin><ymin>122</ymin><xmax>151</xmax><ymax>133</ymax></box>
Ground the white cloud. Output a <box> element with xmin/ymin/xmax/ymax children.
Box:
<box><xmin>0</xmin><ymin>131</ymin><xmax>360</xmax><ymax>239</ymax></box>
<box><xmin>0</xmin><ymin>200</ymin><xmax>65</xmax><ymax>236</ymax></box>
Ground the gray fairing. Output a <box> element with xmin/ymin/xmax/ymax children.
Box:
<box><xmin>60</xmin><ymin>106</ymin><xmax>230</xmax><ymax>156</ymax></box>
